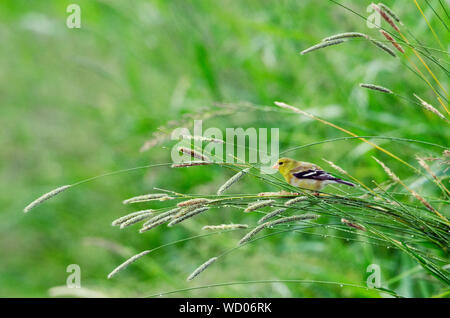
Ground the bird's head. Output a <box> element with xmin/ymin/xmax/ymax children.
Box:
<box><xmin>272</xmin><ymin>157</ymin><xmax>298</xmax><ymax>174</ymax></box>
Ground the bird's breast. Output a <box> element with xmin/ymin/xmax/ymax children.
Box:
<box><xmin>289</xmin><ymin>176</ymin><xmax>324</xmax><ymax>191</ymax></box>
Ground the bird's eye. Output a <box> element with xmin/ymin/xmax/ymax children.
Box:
<box><xmin>279</xmin><ymin>162</ymin><xmax>283</xmax><ymax>165</ymax></box>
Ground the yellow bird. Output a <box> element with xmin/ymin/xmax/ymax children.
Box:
<box><xmin>272</xmin><ymin>157</ymin><xmax>355</xmax><ymax>191</ymax></box>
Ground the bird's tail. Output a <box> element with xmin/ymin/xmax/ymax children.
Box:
<box><xmin>334</xmin><ymin>179</ymin><xmax>355</xmax><ymax>187</ymax></box>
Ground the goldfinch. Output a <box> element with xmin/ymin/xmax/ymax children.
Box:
<box><xmin>272</xmin><ymin>157</ymin><xmax>355</xmax><ymax>191</ymax></box>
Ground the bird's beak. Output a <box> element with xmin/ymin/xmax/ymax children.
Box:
<box><xmin>271</xmin><ymin>163</ymin><xmax>279</xmax><ymax>170</ymax></box>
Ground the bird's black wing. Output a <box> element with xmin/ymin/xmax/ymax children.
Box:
<box><xmin>292</xmin><ymin>169</ymin><xmax>354</xmax><ymax>186</ymax></box>
<box><xmin>293</xmin><ymin>169</ymin><xmax>334</xmax><ymax>181</ymax></box>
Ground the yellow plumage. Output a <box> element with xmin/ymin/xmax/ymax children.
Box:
<box><xmin>272</xmin><ymin>157</ymin><xmax>354</xmax><ymax>191</ymax></box>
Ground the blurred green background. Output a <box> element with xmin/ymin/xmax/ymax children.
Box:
<box><xmin>0</xmin><ymin>0</ymin><xmax>448</xmax><ymax>297</ymax></box>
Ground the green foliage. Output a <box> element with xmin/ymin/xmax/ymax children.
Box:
<box><xmin>0</xmin><ymin>0</ymin><xmax>448</xmax><ymax>297</ymax></box>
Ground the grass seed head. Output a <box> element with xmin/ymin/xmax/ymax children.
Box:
<box><xmin>372</xmin><ymin>157</ymin><xmax>400</xmax><ymax>183</ymax></box>
<box><xmin>378</xmin><ymin>3</ymin><xmax>402</xmax><ymax>25</ymax></box>
<box><xmin>323</xmin><ymin>159</ymin><xmax>349</xmax><ymax>175</ymax></box>
<box><xmin>107</xmin><ymin>250</ymin><xmax>150</xmax><ymax>279</ymax></box>
<box><xmin>178</xmin><ymin>147</ymin><xmax>211</xmax><ymax>162</ymax></box>
<box><xmin>300</xmin><ymin>39</ymin><xmax>346</xmax><ymax>55</ymax></box>
<box><xmin>139</xmin><ymin>215</ymin><xmax>174</xmax><ymax>233</ymax></box>
<box><xmin>238</xmin><ymin>223</ymin><xmax>270</xmax><ymax>246</ymax></box>
<box><xmin>413</xmin><ymin>94</ymin><xmax>447</xmax><ymax>121</ymax></box>
<box><xmin>202</xmin><ymin>224</ymin><xmax>249</xmax><ymax>230</ymax></box>
<box><xmin>142</xmin><ymin>208</ymin><xmax>181</xmax><ymax>227</ymax></box>
<box><xmin>284</xmin><ymin>196</ymin><xmax>307</xmax><ymax>206</ymax></box>
<box><xmin>359</xmin><ymin>83</ymin><xmax>393</xmax><ymax>94</ymax></box>
<box><xmin>24</xmin><ymin>185</ymin><xmax>71</xmax><ymax>213</ymax></box>
<box><xmin>341</xmin><ymin>218</ymin><xmax>366</xmax><ymax>231</ymax></box>
<box><xmin>181</xmin><ymin>134</ymin><xmax>224</xmax><ymax>144</ymax></box>
<box><xmin>168</xmin><ymin>207</ymin><xmax>210</xmax><ymax>227</ymax></box>
<box><xmin>322</xmin><ymin>32</ymin><xmax>368</xmax><ymax>42</ymax></box>
<box><xmin>187</xmin><ymin>257</ymin><xmax>218</xmax><ymax>281</ymax></box>
<box><xmin>379</xmin><ymin>30</ymin><xmax>404</xmax><ymax>53</ymax></box>
<box><xmin>112</xmin><ymin>210</ymin><xmax>155</xmax><ymax>226</ymax></box>
<box><xmin>371</xmin><ymin>3</ymin><xmax>400</xmax><ymax>32</ymax></box>
<box><xmin>268</xmin><ymin>214</ymin><xmax>319</xmax><ymax>226</ymax></box>
<box><xmin>239</xmin><ymin>214</ymin><xmax>318</xmax><ymax>246</ymax></box>
<box><xmin>244</xmin><ymin>200</ymin><xmax>275</xmax><ymax>213</ymax></box>
<box><xmin>257</xmin><ymin>208</ymin><xmax>287</xmax><ymax>224</ymax></box>
<box><xmin>119</xmin><ymin>211</ymin><xmax>154</xmax><ymax>229</ymax></box>
<box><xmin>177</xmin><ymin>198</ymin><xmax>211</xmax><ymax>207</ymax></box>
<box><xmin>217</xmin><ymin>168</ymin><xmax>250</xmax><ymax>195</ymax></box>
<box><xmin>122</xmin><ymin>193</ymin><xmax>169</xmax><ymax>204</ymax></box>
<box><xmin>369</xmin><ymin>38</ymin><xmax>397</xmax><ymax>57</ymax></box>
<box><xmin>372</xmin><ymin>157</ymin><xmax>442</xmax><ymax>217</ymax></box>
<box><xmin>171</xmin><ymin>161</ymin><xmax>213</xmax><ymax>168</ymax></box>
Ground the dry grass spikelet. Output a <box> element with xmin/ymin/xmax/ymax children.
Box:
<box><xmin>122</xmin><ymin>193</ymin><xmax>169</xmax><ymax>204</ymax></box>
<box><xmin>341</xmin><ymin>218</ymin><xmax>366</xmax><ymax>231</ymax></box>
<box><xmin>372</xmin><ymin>157</ymin><xmax>401</xmax><ymax>182</ymax></box>
<box><xmin>239</xmin><ymin>214</ymin><xmax>319</xmax><ymax>245</ymax></box>
<box><xmin>139</xmin><ymin>215</ymin><xmax>174</xmax><ymax>233</ymax></box>
<box><xmin>107</xmin><ymin>250</ymin><xmax>150</xmax><ymax>279</ymax></box>
<box><xmin>244</xmin><ymin>200</ymin><xmax>275</xmax><ymax>213</ymax></box>
<box><xmin>284</xmin><ymin>196</ymin><xmax>307</xmax><ymax>206</ymax></box>
<box><xmin>369</xmin><ymin>38</ymin><xmax>397</xmax><ymax>57</ymax></box>
<box><xmin>142</xmin><ymin>208</ymin><xmax>181</xmax><ymax>227</ymax></box>
<box><xmin>257</xmin><ymin>208</ymin><xmax>287</xmax><ymax>224</ymax></box>
<box><xmin>417</xmin><ymin>156</ymin><xmax>437</xmax><ymax>180</ymax></box>
<box><xmin>300</xmin><ymin>39</ymin><xmax>346</xmax><ymax>55</ymax></box>
<box><xmin>168</xmin><ymin>207</ymin><xmax>210</xmax><ymax>227</ymax></box>
<box><xmin>112</xmin><ymin>210</ymin><xmax>155</xmax><ymax>226</ymax></box>
<box><xmin>378</xmin><ymin>3</ymin><xmax>402</xmax><ymax>25</ymax></box>
<box><xmin>322</xmin><ymin>32</ymin><xmax>368</xmax><ymax>42</ymax></box>
<box><xmin>202</xmin><ymin>224</ymin><xmax>249</xmax><ymax>230</ymax></box>
<box><xmin>274</xmin><ymin>101</ymin><xmax>309</xmax><ymax>116</ymax></box>
<box><xmin>373</xmin><ymin>157</ymin><xmax>446</xmax><ymax>221</ymax></box>
<box><xmin>181</xmin><ymin>134</ymin><xmax>224</xmax><ymax>144</ymax></box>
<box><xmin>258</xmin><ymin>191</ymin><xmax>299</xmax><ymax>197</ymax></box>
<box><xmin>322</xmin><ymin>159</ymin><xmax>348</xmax><ymax>175</ymax></box>
<box><xmin>416</xmin><ymin>156</ymin><xmax>449</xmax><ymax>196</ymax></box>
<box><xmin>177</xmin><ymin>198</ymin><xmax>211</xmax><ymax>207</ymax></box>
<box><xmin>379</xmin><ymin>30</ymin><xmax>404</xmax><ymax>53</ymax></box>
<box><xmin>371</xmin><ymin>3</ymin><xmax>400</xmax><ymax>32</ymax></box>
<box><xmin>171</xmin><ymin>161</ymin><xmax>213</xmax><ymax>168</ymax></box>
<box><xmin>217</xmin><ymin>168</ymin><xmax>250</xmax><ymax>195</ymax></box>
<box><xmin>178</xmin><ymin>147</ymin><xmax>211</xmax><ymax>162</ymax></box>
<box><xmin>360</xmin><ymin>83</ymin><xmax>393</xmax><ymax>94</ymax></box>
<box><xmin>408</xmin><ymin>189</ymin><xmax>436</xmax><ymax>215</ymax></box>
<box><xmin>119</xmin><ymin>211</ymin><xmax>154</xmax><ymax>229</ymax></box>
<box><xmin>187</xmin><ymin>257</ymin><xmax>218</xmax><ymax>281</ymax></box>
<box><xmin>268</xmin><ymin>214</ymin><xmax>319</xmax><ymax>226</ymax></box>
<box><xmin>238</xmin><ymin>223</ymin><xmax>270</xmax><ymax>246</ymax></box>
<box><xmin>172</xmin><ymin>203</ymin><xmax>212</xmax><ymax>219</ymax></box>
<box><xmin>24</xmin><ymin>185</ymin><xmax>71</xmax><ymax>213</ymax></box>
<box><xmin>413</xmin><ymin>94</ymin><xmax>447</xmax><ymax>122</ymax></box>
